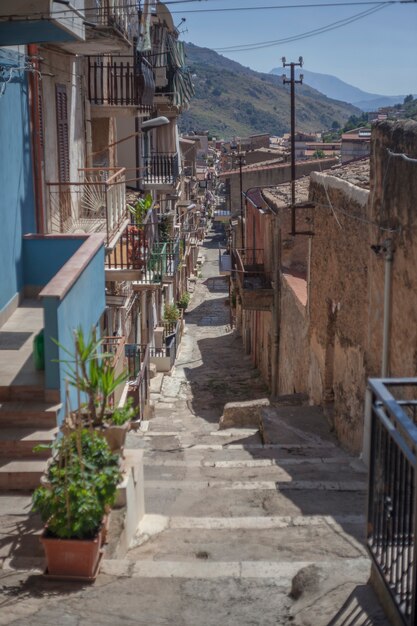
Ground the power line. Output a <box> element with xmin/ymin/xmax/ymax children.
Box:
<box><xmin>214</xmin><ymin>4</ymin><xmax>386</xmax><ymax>52</ymax></box>
<box><xmin>0</xmin><ymin>0</ymin><xmax>412</xmax><ymax>19</ymax></box>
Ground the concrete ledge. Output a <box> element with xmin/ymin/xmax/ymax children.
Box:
<box><xmin>219</xmin><ymin>398</ymin><xmax>270</xmax><ymax>430</ymax></box>
<box><xmin>109</xmin><ymin>449</ymin><xmax>145</xmax><ymax>558</ymax></box>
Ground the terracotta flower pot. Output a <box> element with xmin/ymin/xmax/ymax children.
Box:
<box><xmin>102</xmin><ymin>422</ymin><xmax>129</xmax><ymax>453</ymax></box>
<box><xmin>41</xmin><ymin>531</ymin><xmax>102</xmax><ymax>580</ymax></box>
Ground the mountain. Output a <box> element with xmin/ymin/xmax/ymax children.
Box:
<box><xmin>179</xmin><ymin>43</ymin><xmax>360</xmax><ymax>140</ymax></box>
<box><xmin>269</xmin><ymin>67</ymin><xmax>412</xmax><ymax>111</ymax></box>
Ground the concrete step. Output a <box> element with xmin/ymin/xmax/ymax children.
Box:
<box><xmin>145</xmin><ymin>481</ymin><xmax>367</xmax><ymax>519</ymax></box>
<box><xmin>0</xmin><ymin>427</ymin><xmax>57</xmax><ymax>458</ymax></box>
<box><xmin>128</xmin><ymin>516</ymin><xmax>366</xmax><ymax>563</ymax></box>
<box><xmin>0</xmin><ymin>385</ymin><xmax>45</xmax><ymax>402</ymax></box>
<box><xmin>0</xmin><ymin>401</ymin><xmax>60</xmax><ymax>428</ymax></box>
<box><xmin>0</xmin><ymin>459</ymin><xmax>48</xmax><ymax>491</ymax></box>
<box><xmin>143</xmin><ymin>458</ymin><xmax>367</xmax><ymax>485</ymax></box>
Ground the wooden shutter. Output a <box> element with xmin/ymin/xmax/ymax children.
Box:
<box><xmin>55</xmin><ymin>84</ymin><xmax>69</xmax><ymax>182</ymax></box>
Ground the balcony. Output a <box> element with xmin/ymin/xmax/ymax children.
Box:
<box><xmin>125</xmin><ymin>344</ymin><xmax>150</xmax><ymax>421</ymax></box>
<box><xmin>142</xmin><ymin>153</ymin><xmax>179</xmax><ymax>191</ymax></box>
<box><xmin>88</xmin><ymin>55</ymin><xmax>155</xmax><ymax>116</ymax></box>
<box><xmin>101</xmin><ymin>335</ymin><xmax>127</xmax><ymax>407</ymax></box>
<box><xmin>0</xmin><ymin>0</ymin><xmax>85</xmax><ymax>47</ymax></box>
<box><xmin>232</xmin><ymin>249</ymin><xmax>274</xmax><ymax>311</ymax></box>
<box><xmin>57</xmin><ymin>0</ymin><xmax>136</xmax><ymax>54</ymax></box>
<box><xmin>105</xmin><ymin>207</ymin><xmax>158</xmax><ymax>281</ymax></box>
<box><xmin>47</xmin><ymin>168</ymin><xmax>128</xmax><ymax>247</ymax></box>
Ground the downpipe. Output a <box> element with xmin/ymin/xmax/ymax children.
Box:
<box><xmin>381</xmin><ymin>239</ymin><xmax>393</xmax><ymax>378</ymax></box>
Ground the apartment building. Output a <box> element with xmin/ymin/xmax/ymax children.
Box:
<box><xmin>0</xmin><ymin>0</ymin><xmax>196</xmax><ymax>489</ymax></box>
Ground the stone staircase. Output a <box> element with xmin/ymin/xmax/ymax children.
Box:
<box><xmin>102</xmin><ymin>400</ymin><xmax>389</xmax><ymax>626</ymax></box>
<box><xmin>0</xmin><ymin>385</ymin><xmax>59</xmax><ymax>491</ymax></box>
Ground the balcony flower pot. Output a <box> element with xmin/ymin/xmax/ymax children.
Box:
<box><xmin>41</xmin><ymin>530</ymin><xmax>103</xmax><ymax>580</ymax></box>
<box><xmin>33</xmin><ymin>430</ymin><xmax>121</xmax><ymax>581</ymax></box>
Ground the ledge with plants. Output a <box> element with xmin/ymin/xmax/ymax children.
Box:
<box><xmin>33</xmin><ymin>429</ymin><xmax>121</xmax><ymax>580</ymax></box>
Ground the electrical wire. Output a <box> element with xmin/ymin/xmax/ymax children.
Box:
<box><xmin>214</xmin><ymin>4</ymin><xmax>386</xmax><ymax>52</ymax></box>
<box><xmin>0</xmin><ymin>0</ymin><xmax>411</xmax><ymax>19</ymax></box>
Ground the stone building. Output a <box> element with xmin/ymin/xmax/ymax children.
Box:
<box><xmin>231</xmin><ymin>120</ymin><xmax>417</xmax><ymax>455</ymax></box>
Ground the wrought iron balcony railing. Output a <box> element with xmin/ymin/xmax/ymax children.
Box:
<box><xmin>142</xmin><ymin>153</ymin><xmax>179</xmax><ymax>187</ymax></box>
<box><xmin>47</xmin><ymin>168</ymin><xmax>127</xmax><ymax>246</ymax></box>
<box><xmin>90</xmin><ymin>0</ymin><xmax>134</xmax><ymax>39</ymax></box>
<box><xmin>366</xmin><ymin>378</ymin><xmax>417</xmax><ymax>626</ymax></box>
<box><xmin>106</xmin><ymin>206</ymin><xmax>160</xmax><ymax>274</ymax></box>
<box><xmin>124</xmin><ymin>343</ymin><xmax>150</xmax><ymax>423</ymax></box>
<box><xmin>88</xmin><ymin>55</ymin><xmax>155</xmax><ymax>108</ymax></box>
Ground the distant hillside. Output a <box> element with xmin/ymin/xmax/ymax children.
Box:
<box><xmin>270</xmin><ymin>67</ymin><xmax>414</xmax><ymax>111</ymax></box>
<box><xmin>179</xmin><ymin>43</ymin><xmax>360</xmax><ymax>140</ymax></box>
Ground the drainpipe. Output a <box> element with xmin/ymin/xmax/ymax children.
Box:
<box><xmin>381</xmin><ymin>239</ymin><xmax>393</xmax><ymax>377</ymax></box>
<box><xmin>271</xmin><ymin>213</ymin><xmax>281</xmax><ymax>398</ymax></box>
<box><xmin>28</xmin><ymin>44</ymin><xmax>45</xmax><ymax>234</ymax></box>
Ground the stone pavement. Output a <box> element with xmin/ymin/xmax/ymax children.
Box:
<box><xmin>0</xmin><ymin>223</ymin><xmax>390</xmax><ymax>625</ymax></box>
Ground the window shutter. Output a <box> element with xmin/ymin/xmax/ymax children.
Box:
<box><xmin>55</xmin><ymin>84</ymin><xmax>69</xmax><ymax>182</ymax></box>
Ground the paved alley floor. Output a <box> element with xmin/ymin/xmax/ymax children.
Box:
<box><xmin>0</xmin><ymin>224</ymin><xmax>389</xmax><ymax>625</ymax></box>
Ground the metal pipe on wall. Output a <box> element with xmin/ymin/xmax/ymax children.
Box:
<box><xmin>381</xmin><ymin>239</ymin><xmax>394</xmax><ymax>377</ymax></box>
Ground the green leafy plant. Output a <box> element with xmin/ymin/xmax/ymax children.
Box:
<box><xmin>163</xmin><ymin>303</ymin><xmax>180</xmax><ymax>323</ymax></box>
<box><xmin>56</xmin><ymin>327</ymin><xmax>128</xmax><ymax>426</ymax></box>
<box><xmin>32</xmin><ymin>430</ymin><xmax>121</xmax><ymax>540</ymax></box>
<box><xmin>127</xmin><ymin>193</ymin><xmax>153</xmax><ymax>226</ymax></box>
<box><xmin>108</xmin><ymin>397</ymin><xmax>136</xmax><ymax>426</ymax></box>
<box><xmin>177</xmin><ymin>292</ymin><xmax>191</xmax><ymax>310</ymax></box>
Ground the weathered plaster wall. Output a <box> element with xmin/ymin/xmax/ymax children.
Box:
<box><xmin>0</xmin><ymin>47</ymin><xmax>36</xmax><ymax>321</ymax></box>
<box><xmin>224</xmin><ymin>158</ymin><xmax>337</xmax><ymax>214</ymax></box>
<box><xmin>279</xmin><ymin>276</ymin><xmax>309</xmax><ymax>395</ymax></box>
<box><xmin>41</xmin><ymin>50</ymin><xmax>85</xmax><ymax>188</ymax></box>
<box><xmin>367</xmin><ymin>121</ymin><xmax>417</xmax><ymax>379</ymax></box>
<box><xmin>308</xmin><ymin>173</ymin><xmax>370</xmax><ymax>452</ymax></box>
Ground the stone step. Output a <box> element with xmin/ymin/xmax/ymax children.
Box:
<box><xmin>145</xmin><ymin>482</ymin><xmax>367</xmax><ymax>519</ymax></box>
<box><xmin>143</xmin><ymin>458</ymin><xmax>366</xmax><ymax>484</ymax></box>
<box><xmin>0</xmin><ymin>385</ymin><xmax>45</xmax><ymax>402</ymax></box>
<box><xmin>101</xmin><ymin>557</ymin><xmax>371</xmax><ymax>581</ymax></box>
<box><xmin>0</xmin><ymin>427</ymin><xmax>57</xmax><ymax>458</ymax></box>
<box><xmin>0</xmin><ymin>459</ymin><xmax>48</xmax><ymax>491</ymax></box>
<box><xmin>127</xmin><ymin>520</ymin><xmax>366</xmax><ymax>563</ymax></box>
<box><xmin>0</xmin><ymin>401</ymin><xmax>60</xmax><ymax>428</ymax></box>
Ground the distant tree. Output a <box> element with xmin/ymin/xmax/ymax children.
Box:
<box><xmin>331</xmin><ymin>120</ymin><xmax>341</xmax><ymax>130</ymax></box>
<box><xmin>404</xmin><ymin>94</ymin><xmax>414</xmax><ymax>104</ymax></box>
<box><xmin>313</xmin><ymin>150</ymin><xmax>325</xmax><ymax>159</ymax></box>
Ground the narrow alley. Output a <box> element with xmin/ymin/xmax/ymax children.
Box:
<box><xmin>0</xmin><ymin>224</ymin><xmax>389</xmax><ymax>626</ymax></box>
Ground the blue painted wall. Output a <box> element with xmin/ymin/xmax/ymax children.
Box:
<box><xmin>0</xmin><ymin>48</ymin><xmax>36</xmax><ymax>316</ymax></box>
<box><xmin>42</xmin><ymin>244</ymin><xmax>106</xmax><ymax>424</ymax></box>
<box><xmin>23</xmin><ymin>237</ymin><xmax>85</xmax><ymax>289</ymax></box>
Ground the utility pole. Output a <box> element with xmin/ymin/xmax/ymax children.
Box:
<box><xmin>282</xmin><ymin>56</ymin><xmax>303</xmax><ymax>236</ymax></box>
<box><xmin>233</xmin><ymin>149</ymin><xmax>246</xmax><ymax>250</ymax></box>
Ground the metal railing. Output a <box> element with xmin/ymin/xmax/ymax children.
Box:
<box><xmin>91</xmin><ymin>0</ymin><xmax>134</xmax><ymax>38</ymax></box>
<box><xmin>366</xmin><ymin>378</ymin><xmax>417</xmax><ymax>625</ymax></box>
<box><xmin>143</xmin><ymin>153</ymin><xmax>179</xmax><ymax>186</ymax></box>
<box><xmin>88</xmin><ymin>55</ymin><xmax>154</xmax><ymax>107</ymax></box>
<box><xmin>101</xmin><ymin>335</ymin><xmax>126</xmax><ymax>407</ymax></box>
<box><xmin>106</xmin><ymin>206</ymin><xmax>158</xmax><ymax>271</ymax></box>
<box><xmin>125</xmin><ymin>343</ymin><xmax>150</xmax><ymax>421</ymax></box>
<box><xmin>232</xmin><ymin>249</ymin><xmax>271</xmax><ymax>290</ymax></box>
<box><xmin>47</xmin><ymin>168</ymin><xmax>127</xmax><ymax>245</ymax></box>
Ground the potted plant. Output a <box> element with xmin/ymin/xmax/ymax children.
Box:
<box><xmin>57</xmin><ymin>328</ymin><xmax>133</xmax><ymax>452</ymax></box>
<box><xmin>177</xmin><ymin>291</ymin><xmax>191</xmax><ymax>311</ymax></box>
<box><xmin>33</xmin><ymin>429</ymin><xmax>121</xmax><ymax>580</ymax></box>
<box><xmin>127</xmin><ymin>194</ymin><xmax>153</xmax><ymax>266</ymax></box>
<box><xmin>163</xmin><ymin>303</ymin><xmax>180</xmax><ymax>323</ymax></box>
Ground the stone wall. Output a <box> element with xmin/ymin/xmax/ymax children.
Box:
<box><xmin>367</xmin><ymin>121</ymin><xmax>417</xmax><ymax>378</ymax></box>
<box><xmin>308</xmin><ymin>173</ymin><xmax>370</xmax><ymax>452</ymax></box>
<box><xmin>279</xmin><ymin>275</ymin><xmax>309</xmax><ymax>395</ymax></box>
<box><xmin>223</xmin><ymin>158</ymin><xmax>338</xmax><ymax>214</ymax></box>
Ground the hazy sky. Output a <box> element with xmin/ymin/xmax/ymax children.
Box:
<box><xmin>169</xmin><ymin>0</ymin><xmax>417</xmax><ymax>95</ymax></box>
